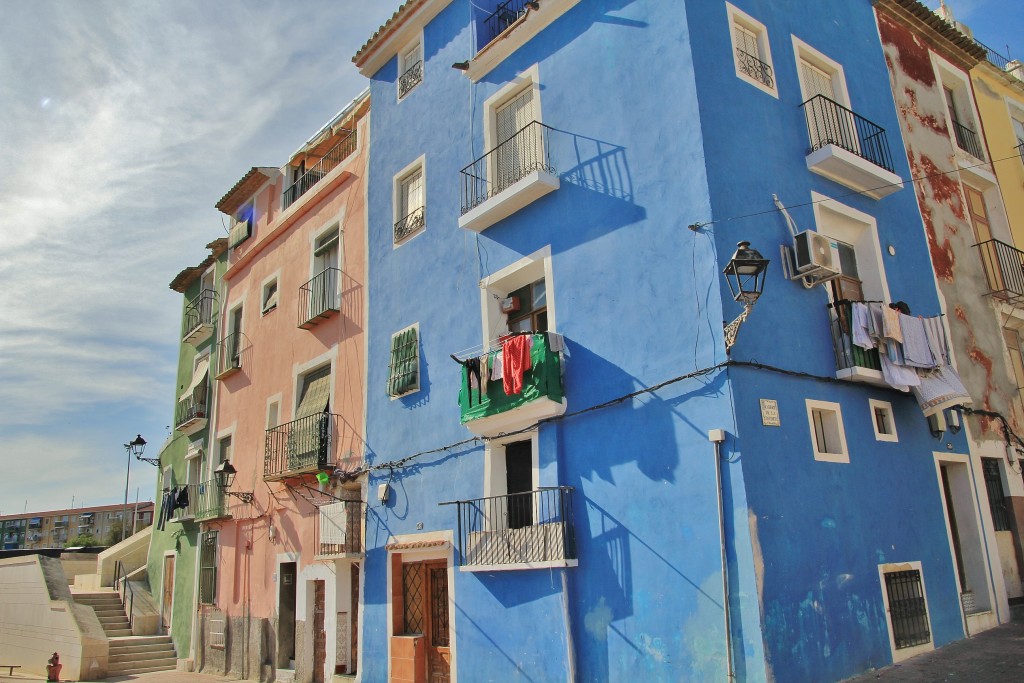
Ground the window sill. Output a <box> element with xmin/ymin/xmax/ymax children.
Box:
<box><xmin>461</xmin><ymin>558</ymin><xmax>578</xmax><ymax>572</ymax></box>
<box><xmin>805</xmin><ymin>144</ymin><xmax>903</xmax><ymax>199</ymax></box>
<box><xmin>836</xmin><ymin>366</ymin><xmax>888</xmax><ymax>387</ymax></box>
<box><xmin>458</xmin><ymin>170</ymin><xmax>559</xmax><ymax>232</ymax></box>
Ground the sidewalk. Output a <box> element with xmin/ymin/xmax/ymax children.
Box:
<box><xmin>0</xmin><ymin>672</ymin><xmax>238</xmax><ymax>683</ymax></box>
<box><xmin>843</xmin><ymin>619</ymin><xmax>1024</xmax><ymax>682</ymax></box>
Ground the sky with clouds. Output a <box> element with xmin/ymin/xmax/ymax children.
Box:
<box><xmin>0</xmin><ymin>0</ymin><xmax>395</xmax><ymax>515</ymax></box>
<box><xmin>0</xmin><ymin>0</ymin><xmax>1019</xmax><ymax>518</ymax></box>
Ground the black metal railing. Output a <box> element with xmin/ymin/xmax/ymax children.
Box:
<box><xmin>828</xmin><ymin>301</ymin><xmax>882</xmax><ymax>373</ymax></box>
<box><xmin>166</xmin><ymin>484</ymin><xmax>197</xmax><ymax>520</ymax></box>
<box><xmin>174</xmin><ymin>393</ymin><xmax>208</xmax><ymax>430</ymax></box>
<box><xmin>445</xmin><ymin>487</ymin><xmax>576</xmax><ymax>567</ymax></box>
<box><xmin>318</xmin><ymin>499</ymin><xmax>364</xmax><ymax>556</ymax></box>
<box><xmin>194</xmin><ymin>478</ymin><xmax>230</xmax><ymax>521</ymax></box>
<box><xmin>114</xmin><ymin>560</ymin><xmax>136</xmax><ymax>631</ymax></box>
<box><xmin>982</xmin><ymin>458</ymin><xmax>1011</xmax><ymax>532</ymax></box>
<box><xmin>884</xmin><ymin>570</ymin><xmax>931</xmax><ymax>649</ymax></box>
<box><xmin>736</xmin><ymin>48</ymin><xmax>774</xmax><ymax>88</ymax></box>
<box><xmin>460</xmin><ymin>120</ymin><xmax>555</xmax><ymax>215</ymax></box>
<box><xmin>951</xmin><ymin>119</ymin><xmax>985</xmax><ymax>160</ymax></box>
<box><xmin>217</xmin><ymin>331</ymin><xmax>245</xmax><ymax>376</ymax></box>
<box><xmin>482</xmin><ymin>0</ymin><xmax>533</xmax><ymax>45</ymax></box>
<box><xmin>283</xmin><ymin>130</ymin><xmax>358</xmax><ymax>209</ymax></box>
<box><xmin>182</xmin><ymin>289</ymin><xmax>217</xmax><ymax>340</ymax></box>
<box><xmin>394</xmin><ymin>206</ymin><xmax>425</xmax><ymax>243</ymax></box>
<box><xmin>800</xmin><ymin>95</ymin><xmax>895</xmax><ymax>173</ymax></box>
<box><xmin>975</xmin><ymin>39</ymin><xmax>1012</xmax><ymax>71</ymax></box>
<box><xmin>973</xmin><ymin>238</ymin><xmax>1024</xmax><ymax>303</ymax></box>
<box><xmin>298</xmin><ymin>267</ymin><xmax>340</xmax><ymax>328</ymax></box>
<box><xmin>264</xmin><ymin>412</ymin><xmax>341</xmax><ymax>480</ymax></box>
<box><xmin>399</xmin><ymin>60</ymin><xmax>423</xmax><ymax>98</ymax></box>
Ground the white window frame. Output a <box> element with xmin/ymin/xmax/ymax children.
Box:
<box><xmin>806</xmin><ymin>399</ymin><xmax>849</xmax><ymax>463</ymax></box>
<box><xmin>483</xmin><ymin>432</ymin><xmax>540</xmax><ymax>501</ymax></box>
<box><xmin>483</xmin><ymin>64</ymin><xmax>543</xmax><ymax>162</ymax></box>
<box><xmin>869</xmin><ymin>399</ymin><xmax>898</xmax><ymax>443</ymax></box>
<box><xmin>311</xmin><ymin>225</ymin><xmax>341</xmax><ymax>277</ymax></box>
<box><xmin>933</xmin><ymin>54</ymin><xmax>986</xmax><ymax>161</ymax></box>
<box><xmin>392</xmin><ymin>155</ymin><xmax>427</xmax><ymax>247</ymax></box>
<box><xmin>261</xmin><ymin>272</ymin><xmax>280</xmax><ymax>316</ymax></box>
<box><xmin>878</xmin><ymin>560</ymin><xmax>935</xmax><ymax>662</ymax></box>
<box><xmin>792</xmin><ymin>36</ymin><xmax>850</xmax><ymax>108</ymax></box>
<box><xmin>480</xmin><ymin>245</ymin><xmax>554</xmax><ymax>347</ymax></box>
<box><xmin>811</xmin><ymin>192</ymin><xmax>892</xmax><ymax>303</ymax></box>
<box><xmin>292</xmin><ymin>349</ymin><xmax>338</xmax><ymax>418</ymax></box>
<box><xmin>726</xmin><ymin>3</ymin><xmax>778</xmax><ymax>98</ymax></box>
<box><xmin>266</xmin><ymin>393</ymin><xmax>283</xmax><ymax>430</ymax></box>
<box><xmin>397</xmin><ymin>34</ymin><xmax>424</xmax><ymax>102</ymax></box>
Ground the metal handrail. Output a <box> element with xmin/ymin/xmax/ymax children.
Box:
<box><xmin>194</xmin><ymin>477</ymin><xmax>229</xmax><ymax>520</ymax></box>
<box><xmin>283</xmin><ymin>130</ymin><xmax>358</xmax><ymax>209</ymax></box>
<box><xmin>800</xmin><ymin>94</ymin><xmax>895</xmax><ymax>173</ymax></box>
<box><xmin>482</xmin><ymin>0</ymin><xmax>532</xmax><ymax>45</ymax></box>
<box><xmin>950</xmin><ymin>119</ymin><xmax>985</xmax><ymax>160</ymax></box>
<box><xmin>973</xmin><ymin>238</ymin><xmax>1024</xmax><ymax>302</ymax></box>
<box><xmin>460</xmin><ymin>120</ymin><xmax>556</xmax><ymax>214</ymax></box>
<box><xmin>735</xmin><ymin>47</ymin><xmax>774</xmax><ymax>88</ymax></box>
<box><xmin>182</xmin><ymin>289</ymin><xmax>217</xmax><ymax>339</ymax></box>
<box><xmin>974</xmin><ymin>39</ymin><xmax>1012</xmax><ymax>71</ymax></box>
<box><xmin>217</xmin><ymin>331</ymin><xmax>247</xmax><ymax>375</ymax></box>
<box><xmin>298</xmin><ymin>267</ymin><xmax>341</xmax><ymax>327</ymax></box>
<box><xmin>264</xmin><ymin>412</ymin><xmax>341</xmax><ymax>479</ymax></box>
<box><xmin>174</xmin><ymin>393</ymin><xmax>208</xmax><ymax>429</ymax></box>
<box><xmin>394</xmin><ymin>206</ymin><xmax>425</xmax><ymax>243</ymax></box>
<box><xmin>318</xmin><ymin>499</ymin><xmax>364</xmax><ymax>555</ymax></box>
<box><xmin>114</xmin><ymin>560</ymin><xmax>135</xmax><ymax>631</ymax></box>
<box><xmin>399</xmin><ymin>60</ymin><xmax>423</xmax><ymax>98</ymax></box>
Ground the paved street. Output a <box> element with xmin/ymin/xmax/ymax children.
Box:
<box><xmin>843</xmin><ymin>619</ymin><xmax>1024</xmax><ymax>682</ymax></box>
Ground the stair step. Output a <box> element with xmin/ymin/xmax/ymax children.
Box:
<box><xmin>110</xmin><ymin>649</ymin><xmax>177</xmax><ymax>664</ymax></box>
<box><xmin>109</xmin><ymin>635</ymin><xmax>173</xmax><ymax>647</ymax></box>
<box><xmin>109</xmin><ymin>643</ymin><xmax>175</xmax><ymax>656</ymax></box>
<box><xmin>105</xmin><ymin>628</ymin><xmax>134</xmax><ymax>637</ymax></box>
<box><xmin>108</xmin><ymin>659</ymin><xmax>178</xmax><ymax>674</ymax></box>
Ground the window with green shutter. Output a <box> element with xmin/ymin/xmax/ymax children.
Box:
<box><xmin>199</xmin><ymin>530</ymin><xmax>218</xmax><ymax>604</ymax></box>
<box><xmin>388</xmin><ymin>326</ymin><xmax>420</xmax><ymax>397</ymax></box>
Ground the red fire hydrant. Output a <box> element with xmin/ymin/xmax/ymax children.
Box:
<box><xmin>46</xmin><ymin>652</ymin><xmax>61</xmax><ymax>682</ymax></box>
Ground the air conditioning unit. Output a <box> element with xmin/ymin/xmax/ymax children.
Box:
<box><xmin>793</xmin><ymin>230</ymin><xmax>839</xmax><ymax>275</ymax></box>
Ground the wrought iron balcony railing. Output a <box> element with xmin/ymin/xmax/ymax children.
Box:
<box><xmin>194</xmin><ymin>478</ymin><xmax>230</xmax><ymax>521</ymax></box>
<box><xmin>800</xmin><ymin>95</ymin><xmax>896</xmax><ymax>173</ymax></box>
<box><xmin>974</xmin><ymin>239</ymin><xmax>1024</xmax><ymax>304</ymax></box>
<box><xmin>264</xmin><ymin>412</ymin><xmax>341</xmax><ymax>480</ymax></box>
<box><xmin>951</xmin><ymin>119</ymin><xmax>984</xmax><ymax>160</ymax></box>
<box><xmin>828</xmin><ymin>301</ymin><xmax>882</xmax><ymax>375</ymax></box>
<box><xmin>182</xmin><ymin>289</ymin><xmax>217</xmax><ymax>341</ymax></box>
<box><xmin>398</xmin><ymin>60</ymin><xmax>423</xmax><ymax>98</ymax></box>
<box><xmin>298</xmin><ymin>267</ymin><xmax>340</xmax><ymax>328</ymax></box>
<box><xmin>445</xmin><ymin>487</ymin><xmax>576</xmax><ymax>568</ymax></box>
<box><xmin>460</xmin><ymin>120</ymin><xmax>555</xmax><ymax>215</ymax></box>
<box><xmin>318</xmin><ymin>499</ymin><xmax>363</xmax><ymax>556</ymax></box>
<box><xmin>216</xmin><ymin>331</ymin><xmax>246</xmax><ymax>378</ymax></box>
<box><xmin>394</xmin><ymin>205</ymin><xmax>425</xmax><ymax>243</ymax></box>
<box><xmin>283</xmin><ymin>130</ymin><xmax>358</xmax><ymax>209</ymax></box>
<box><xmin>736</xmin><ymin>48</ymin><xmax>774</xmax><ymax>88</ymax></box>
<box><xmin>974</xmin><ymin>39</ymin><xmax>1012</xmax><ymax>71</ymax></box>
<box><xmin>482</xmin><ymin>0</ymin><xmax>533</xmax><ymax>46</ymax></box>
<box><xmin>174</xmin><ymin>394</ymin><xmax>209</xmax><ymax>431</ymax></box>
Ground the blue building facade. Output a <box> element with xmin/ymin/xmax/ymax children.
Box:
<box><xmin>352</xmin><ymin>1</ymin><xmax>1002</xmax><ymax>681</ymax></box>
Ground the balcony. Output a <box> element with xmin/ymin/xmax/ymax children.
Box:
<box><xmin>316</xmin><ymin>499</ymin><xmax>363</xmax><ymax>558</ymax></box>
<box><xmin>215</xmin><ymin>331</ymin><xmax>247</xmax><ymax>379</ymax></box>
<box><xmin>166</xmin><ymin>484</ymin><xmax>197</xmax><ymax>523</ymax></box>
<box><xmin>736</xmin><ymin>48</ymin><xmax>774</xmax><ymax>89</ymax></box>
<box><xmin>482</xmin><ymin>0</ymin><xmax>533</xmax><ymax>45</ymax></box>
<box><xmin>394</xmin><ymin>206</ymin><xmax>425</xmax><ymax>244</ymax></box>
<box><xmin>175</xmin><ymin>393</ymin><xmax>209</xmax><ymax>436</ymax></box>
<box><xmin>951</xmin><ymin>119</ymin><xmax>985</xmax><ymax>160</ymax></box>
<box><xmin>800</xmin><ymin>95</ymin><xmax>903</xmax><ymax>199</ymax></box>
<box><xmin>458</xmin><ymin>333</ymin><xmax>566</xmax><ymax>436</ymax></box>
<box><xmin>182</xmin><ymin>289</ymin><xmax>217</xmax><ymax>345</ymax></box>
<box><xmin>194</xmin><ymin>478</ymin><xmax>231</xmax><ymax>521</ymax></box>
<box><xmin>298</xmin><ymin>267</ymin><xmax>340</xmax><ymax>329</ymax></box>
<box><xmin>283</xmin><ymin>130</ymin><xmax>358</xmax><ymax>210</ymax></box>
<box><xmin>828</xmin><ymin>301</ymin><xmax>885</xmax><ymax>386</ymax></box>
<box><xmin>975</xmin><ymin>39</ymin><xmax>1012</xmax><ymax>72</ymax></box>
<box><xmin>446</xmin><ymin>487</ymin><xmax>577</xmax><ymax>570</ymax></box>
<box><xmin>264</xmin><ymin>412</ymin><xmax>342</xmax><ymax>481</ymax></box>
<box><xmin>398</xmin><ymin>60</ymin><xmax>422</xmax><ymax>99</ymax></box>
<box><xmin>459</xmin><ymin>120</ymin><xmax>560</xmax><ymax>232</ymax></box>
<box><xmin>974</xmin><ymin>239</ymin><xmax>1024</xmax><ymax>304</ymax></box>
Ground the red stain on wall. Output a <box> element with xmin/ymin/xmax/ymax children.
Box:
<box><xmin>878</xmin><ymin>13</ymin><xmax>937</xmax><ymax>87</ymax></box>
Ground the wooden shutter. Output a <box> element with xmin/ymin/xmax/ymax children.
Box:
<box><xmin>388</xmin><ymin>327</ymin><xmax>419</xmax><ymax>396</ymax></box>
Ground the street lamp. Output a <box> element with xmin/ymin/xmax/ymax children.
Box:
<box><xmin>213</xmin><ymin>460</ymin><xmax>255</xmax><ymax>504</ymax></box>
<box><xmin>722</xmin><ymin>241</ymin><xmax>769</xmax><ymax>354</ymax></box>
<box><xmin>121</xmin><ymin>435</ymin><xmax>147</xmax><ymax>543</ymax></box>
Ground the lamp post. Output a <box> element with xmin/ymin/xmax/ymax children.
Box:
<box><xmin>122</xmin><ymin>435</ymin><xmax>147</xmax><ymax>543</ymax></box>
<box><xmin>722</xmin><ymin>241</ymin><xmax>769</xmax><ymax>354</ymax></box>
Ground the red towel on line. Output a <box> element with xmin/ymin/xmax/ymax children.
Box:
<box><xmin>502</xmin><ymin>335</ymin><xmax>532</xmax><ymax>395</ymax></box>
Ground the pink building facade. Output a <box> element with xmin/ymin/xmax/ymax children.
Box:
<box><xmin>197</xmin><ymin>91</ymin><xmax>369</xmax><ymax>683</ymax></box>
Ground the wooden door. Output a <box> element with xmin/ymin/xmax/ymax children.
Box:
<box><xmin>965</xmin><ymin>185</ymin><xmax>1003</xmax><ymax>292</ymax></box>
<box><xmin>278</xmin><ymin>562</ymin><xmax>297</xmax><ymax>667</ymax></box>
<box><xmin>161</xmin><ymin>555</ymin><xmax>175</xmax><ymax>632</ymax></box>
<box><xmin>312</xmin><ymin>580</ymin><xmax>326</xmax><ymax>683</ymax></box>
<box><xmin>425</xmin><ymin>563</ymin><xmax>450</xmax><ymax>683</ymax></box>
<box><xmin>350</xmin><ymin>564</ymin><xmax>359</xmax><ymax>674</ymax></box>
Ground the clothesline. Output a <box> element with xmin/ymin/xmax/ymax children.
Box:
<box><xmin>828</xmin><ymin>298</ymin><xmax>946</xmax><ymax>318</ymax></box>
<box><xmin>451</xmin><ymin>330</ymin><xmax>537</xmax><ymax>364</ymax></box>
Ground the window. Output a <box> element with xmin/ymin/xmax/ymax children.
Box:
<box><xmin>494</xmin><ymin>86</ymin><xmax>538</xmax><ymax>194</ymax></box>
<box><xmin>936</xmin><ymin>62</ymin><xmax>985</xmax><ymax>160</ymax></box>
<box><xmin>1002</xmin><ymin>328</ymin><xmax>1024</xmax><ymax>418</ymax></box>
<box><xmin>262</xmin><ymin>277</ymin><xmax>279</xmax><ymax>315</ymax></box>
<box><xmin>267</xmin><ymin>399</ymin><xmax>280</xmax><ymax>430</ymax></box>
<box><xmin>881</xmin><ymin>565</ymin><xmax>932</xmax><ymax>655</ymax></box>
<box><xmin>199</xmin><ymin>530</ymin><xmax>218</xmax><ymax>605</ymax></box>
<box><xmin>398</xmin><ymin>39</ymin><xmax>423</xmax><ymax>100</ymax></box>
<box><xmin>806</xmin><ymin>399</ymin><xmax>849</xmax><ymax>463</ymax></box>
<box><xmin>481</xmin><ymin>246</ymin><xmax>554</xmax><ymax>345</ymax></box>
<box><xmin>226</xmin><ymin>305</ymin><xmax>243</xmax><ymax>370</ymax></box>
<box><xmin>229</xmin><ymin>201</ymin><xmax>254</xmax><ymax>249</ymax></box>
<box><xmin>486</xmin><ymin>437</ymin><xmax>537</xmax><ymax>529</ymax></box>
<box><xmin>726</xmin><ymin>3</ymin><xmax>777</xmax><ymax>96</ymax></box>
<box><xmin>388</xmin><ymin>324</ymin><xmax>420</xmax><ymax>397</ymax></box>
<box><xmin>394</xmin><ymin>158</ymin><xmax>426</xmax><ymax>245</ymax></box>
<box><xmin>793</xmin><ymin>37</ymin><xmax>854</xmax><ymax>150</ymax></box>
<box><xmin>869</xmin><ymin>399</ymin><xmax>898</xmax><ymax>442</ymax></box>
<box><xmin>218</xmin><ymin>435</ymin><xmax>232</xmax><ymax>467</ymax></box>
<box><xmin>303</xmin><ymin>230</ymin><xmax>340</xmax><ymax>322</ymax></box>
<box><xmin>982</xmin><ymin>458</ymin><xmax>1011</xmax><ymax>531</ymax></box>
<box><xmin>506</xmin><ymin>279</ymin><xmax>547</xmax><ymax>333</ymax></box>
<box><xmin>1013</xmin><ymin>117</ymin><xmax>1024</xmax><ymax>149</ymax></box>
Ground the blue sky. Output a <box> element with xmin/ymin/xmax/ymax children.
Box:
<box><xmin>0</xmin><ymin>0</ymin><xmax>1018</xmax><ymax>517</ymax></box>
<box><xmin>0</xmin><ymin>1</ymin><xmax>395</xmax><ymax>515</ymax></box>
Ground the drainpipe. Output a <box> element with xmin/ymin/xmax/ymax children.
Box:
<box><xmin>709</xmin><ymin>429</ymin><xmax>734</xmax><ymax>680</ymax></box>
<box><xmin>561</xmin><ymin>569</ymin><xmax>576</xmax><ymax>683</ymax></box>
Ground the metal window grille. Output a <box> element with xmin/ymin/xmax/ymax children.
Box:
<box><xmin>733</xmin><ymin>25</ymin><xmax>774</xmax><ymax>89</ymax></box>
<box><xmin>199</xmin><ymin>531</ymin><xmax>218</xmax><ymax>605</ymax></box>
<box><xmin>884</xmin><ymin>570</ymin><xmax>931</xmax><ymax>649</ymax></box>
<box><xmin>430</xmin><ymin>567</ymin><xmax>449</xmax><ymax>647</ymax></box>
<box><xmin>982</xmin><ymin>458</ymin><xmax>1011</xmax><ymax>531</ymax></box>
<box><xmin>399</xmin><ymin>60</ymin><xmax>423</xmax><ymax>98</ymax></box>
<box><xmin>388</xmin><ymin>327</ymin><xmax>419</xmax><ymax>397</ymax></box>
<box><xmin>402</xmin><ymin>563</ymin><xmax>425</xmax><ymax>634</ymax></box>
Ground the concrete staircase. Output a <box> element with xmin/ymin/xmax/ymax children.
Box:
<box><xmin>74</xmin><ymin>590</ymin><xmax>177</xmax><ymax>675</ymax></box>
